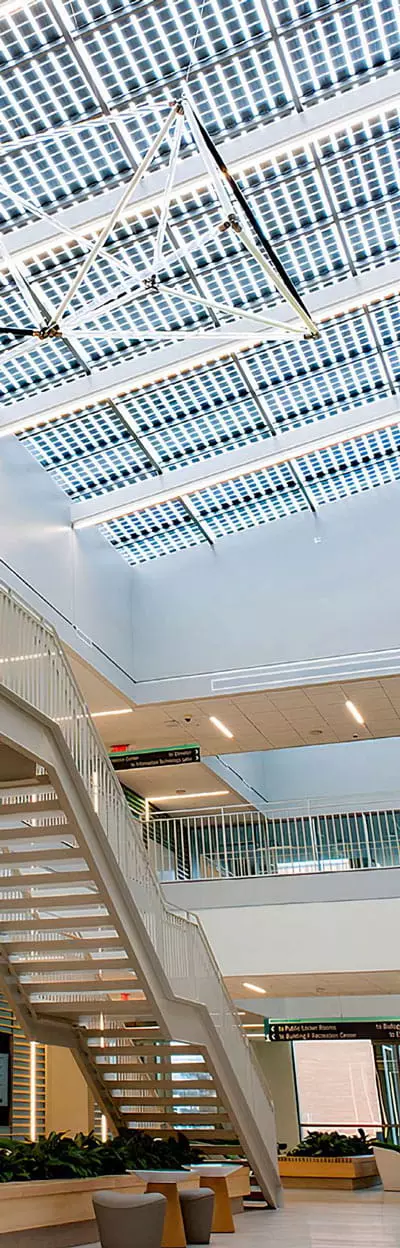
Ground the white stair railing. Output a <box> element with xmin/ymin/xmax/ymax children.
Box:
<box><xmin>0</xmin><ymin>585</ymin><xmax>276</xmax><ymax>1172</ymax></box>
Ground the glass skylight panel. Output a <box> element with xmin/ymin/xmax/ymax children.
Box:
<box><xmin>190</xmin><ymin>463</ymin><xmax>307</xmax><ymax>539</ymax></box>
<box><xmin>101</xmin><ymin>499</ymin><xmax>206</xmax><ymax>563</ymax></box>
<box><xmin>19</xmin><ymin>403</ymin><xmax>154</xmax><ymax>499</ymax></box>
<box><xmin>279</xmin><ymin>1</ymin><xmax>400</xmax><ymax>104</ymax></box>
<box><xmin>296</xmin><ymin>424</ymin><xmax>400</xmax><ymax>507</ymax></box>
<box><xmin>143</xmin><ymin>394</ymin><xmax>265</xmax><ymax>468</ymax></box>
<box><xmin>79</xmin><ymin>0</ymin><xmax>288</xmax><ymax>135</ymax></box>
<box><xmin>0</xmin><ymin>0</ymin><xmax>399</xmax><ymax>563</ymax></box>
<box><xmin>50</xmin><ymin>441</ymin><xmax>151</xmax><ymax>499</ymax></box>
<box><xmin>0</xmin><ymin>339</ymin><xmax>79</xmax><ymax>401</ymax></box>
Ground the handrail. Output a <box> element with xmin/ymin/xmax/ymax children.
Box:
<box><xmin>0</xmin><ymin>585</ymin><xmax>273</xmax><ymax>1134</ymax></box>
<box><xmin>146</xmin><ymin>804</ymin><xmax>400</xmax><ymax>881</ymax></box>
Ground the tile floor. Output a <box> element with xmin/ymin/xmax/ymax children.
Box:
<box><xmin>80</xmin><ymin>1189</ymin><xmax>400</xmax><ymax>1248</ymax></box>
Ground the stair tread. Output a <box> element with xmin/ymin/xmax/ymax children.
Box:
<box><xmin>26</xmin><ymin>977</ymin><xmax>137</xmax><ymax>992</ymax></box>
<box><xmin>0</xmin><ymin>849</ymin><xmax>80</xmax><ymax>865</ymax></box>
<box><xmin>0</xmin><ymin>872</ymin><xmax>92</xmax><ymax>888</ymax></box>
<box><xmin>0</xmin><ymin>799</ymin><xmax>64</xmax><ymax>818</ymax></box>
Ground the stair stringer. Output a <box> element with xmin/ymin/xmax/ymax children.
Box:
<box><xmin>0</xmin><ymin>684</ymin><xmax>281</xmax><ymax>1207</ymax></box>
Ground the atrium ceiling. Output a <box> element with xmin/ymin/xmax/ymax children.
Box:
<box><xmin>0</xmin><ymin>0</ymin><xmax>400</xmax><ymax>564</ymax></box>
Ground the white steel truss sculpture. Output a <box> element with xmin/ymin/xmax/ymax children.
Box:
<box><xmin>0</xmin><ymin>92</ymin><xmax>318</xmax><ymax>367</ymax></box>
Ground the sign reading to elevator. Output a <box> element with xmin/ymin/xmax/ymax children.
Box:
<box><xmin>109</xmin><ymin>744</ymin><xmax>201</xmax><ymax>770</ymax></box>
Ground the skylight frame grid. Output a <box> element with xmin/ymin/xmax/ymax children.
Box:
<box><xmin>76</xmin><ymin>1</ymin><xmax>289</xmax><ymax>134</ymax></box>
<box><xmin>101</xmin><ymin>497</ymin><xmax>206</xmax><ymax>562</ymax></box>
<box><xmin>277</xmin><ymin>0</ymin><xmax>400</xmax><ymax>105</ymax></box>
<box><xmin>0</xmin><ymin>337</ymin><xmax>81</xmax><ymax>400</ymax></box>
<box><xmin>12</xmin><ymin>295</ymin><xmax>398</xmax><ymax>485</ymax></box>
<box><xmin>96</xmin><ymin>418</ymin><xmax>400</xmax><ymax>563</ymax></box>
<box><xmin>49</xmin><ymin>439</ymin><xmax>154</xmax><ymax>498</ymax></box>
<box><xmin>296</xmin><ymin>423</ymin><xmax>400</xmax><ymax>506</ymax></box>
<box><xmin>188</xmin><ymin>461</ymin><xmax>307</xmax><ymax>538</ymax></box>
<box><xmin>0</xmin><ymin>0</ymin><xmax>398</xmax><ymax>563</ymax></box>
<box><xmin>18</xmin><ymin>400</ymin><xmax>136</xmax><ymax>464</ymax></box>
<box><xmin>3</xmin><ymin>158</ymin><xmax>395</xmax><ymax>371</ymax></box>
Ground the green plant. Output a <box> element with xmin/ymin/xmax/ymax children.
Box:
<box><xmin>286</xmin><ymin>1129</ymin><xmax>372</xmax><ymax>1158</ymax></box>
<box><xmin>371</xmin><ymin>1137</ymin><xmax>400</xmax><ymax>1154</ymax></box>
<box><xmin>0</xmin><ymin>1129</ymin><xmax>203</xmax><ymax>1183</ymax></box>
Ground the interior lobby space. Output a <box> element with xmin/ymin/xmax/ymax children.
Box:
<box><xmin>1</xmin><ymin>0</ymin><xmax>400</xmax><ymax>1244</ymax></box>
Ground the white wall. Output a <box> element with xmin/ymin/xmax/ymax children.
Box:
<box><xmin>3</xmin><ymin>432</ymin><xmax>400</xmax><ymax>706</ymax></box>
<box><xmin>132</xmin><ymin>479</ymin><xmax>400</xmax><ymax>701</ymax></box>
<box><xmin>253</xmin><ymin>1042</ymin><xmax>300</xmax><ymax>1150</ymax></box>
<box><xmin>208</xmin><ymin>737</ymin><xmax>400</xmax><ymax>810</ymax></box>
<box><xmin>196</xmin><ymin>896</ymin><xmax>400</xmax><ymax>977</ymax></box>
<box><xmin>0</xmin><ymin>435</ymin><xmax>137</xmax><ymax>699</ymax></box>
<box><xmin>163</xmin><ymin>871</ymin><xmax>400</xmax><ymax>979</ymax></box>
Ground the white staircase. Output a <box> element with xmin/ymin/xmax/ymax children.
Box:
<box><xmin>0</xmin><ymin>586</ymin><xmax>280</xmax><ymax>1205</ymax></box>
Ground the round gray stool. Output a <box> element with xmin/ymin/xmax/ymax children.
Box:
<box><xmin>93</xmin><ymin>1190</ymin><xmax>167</xmax><ymax>1248</ymax></box>
<box><xmin>179</xmin><ymin>1188</ymin><xmax>215</xmax><ymax>1244</ymax></box>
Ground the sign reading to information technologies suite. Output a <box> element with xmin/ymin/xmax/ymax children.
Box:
<box><xmin>265</xmin><ymin>1019</ymin><xmax>400</xmax><ymax>1042</ymax></box>
<box><xmin>109</xmin><ymin>744</ymin><xmax>201</xmax><ymax>770</ymax></box>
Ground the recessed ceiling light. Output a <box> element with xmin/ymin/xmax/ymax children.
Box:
<box><xmin>209</xmin><ymin>716</ymin><xmax>234</xmax><ymax>739</ymax></box>
<box><xmin>92</xmin><ymin>708</ymin><xmax>133</xmax><ymax>718</ymax></box>
<box><xmin>345</xmin><ymin>700</ymin><xmax>364</xmax><ymax>725</ymax></box>
<box><xmin>151</xmin><ymin>790</ymin><xmax>229</xmax><ymax>802</ymax></box>
<box><xmin>242</xmin><ymin>982</ymin><xmax>266</xmax><ymax>995</ymax></box>
<box><xmin>310</xmin><ymin>728</ymin><xmax>323</xmax><ymax>737</ymax></box>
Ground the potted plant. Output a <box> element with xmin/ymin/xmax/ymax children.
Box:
<box><xmin>373</xmin><ymin>1137</ymin><xmax>400</xmax><ymax>1190</ymax></box>
<box><xmin>279</xmin><ymin>1130</ymin><xmax>379</xmax><ymax>1190</ymax></box>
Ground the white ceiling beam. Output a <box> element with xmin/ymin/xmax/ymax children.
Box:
<box><xmin>5</xmin><ymin>72</ymin><xmax>400</xmax><ymax>264</ymax></box>
<box><xmin>71</xmin><ymin>394</ymin><xmax>400</xmax><ymax>529</ymax></box>
<box><xmin>1</xmin><ymin>259</ymin><xmax>400</xmax><ymax>438</ymax></box>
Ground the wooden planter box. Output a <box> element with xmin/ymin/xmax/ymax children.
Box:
<box><xmin>0</xmin><ymin>1165</ymin><xmax>250</xmax><ymax>1248</ymax></box>
<box><xmin>279</xmin><ymin>1154</ymin><xmax>379</xmax><ymax>1190</ymax></box>
<box><xmin>0</xmin><ymin>1172</ymin><xmax>148</xmax><ymax>1248</ymax></box>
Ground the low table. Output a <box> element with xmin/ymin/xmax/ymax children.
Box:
<box><xmin>190</xmin><ymin>1165</ymin><xmax>243</xmax><ymax>1233</ymax></box>
<box><xmin>132</xmin><ymin>1171</ymin><xmax>196</xmax><ymax>1248</ymax></box>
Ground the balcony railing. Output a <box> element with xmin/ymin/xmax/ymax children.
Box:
<box><xmin>144</xmin><ymin>801</ymin><xmax>400</xmax><ymax>882</ymax></box>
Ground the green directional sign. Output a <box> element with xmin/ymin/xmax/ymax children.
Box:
<box><xmin>109</xmin><ymin>744</ymin><xmax>201</xmax><ymax>770</ymax></box>
<box><xmin>265</xmin><ymin>1018</ymin><xmax>400</xmax><ymax>1042</ymax></box>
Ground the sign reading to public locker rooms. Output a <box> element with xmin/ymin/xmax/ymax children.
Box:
<box><xmin>266</xmin><ymin>1019</ymin><xmax>400</xmax><ymax>1042</ymax></box>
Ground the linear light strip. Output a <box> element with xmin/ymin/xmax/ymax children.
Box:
<box><xmin>29</xmin><ymin>1041</ymin><xmax>36</xmax><ymax>1142</ymax></box>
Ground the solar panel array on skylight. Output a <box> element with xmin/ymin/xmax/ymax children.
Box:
<box><xmin>0</xmin><ymin>0</ymin><xmax>399</xmax><ymax>559</ymax></box>
<box><xmin>101</xmin><ymin>498</ymin><xmax>206</xmax><ymax>562</ymax></box>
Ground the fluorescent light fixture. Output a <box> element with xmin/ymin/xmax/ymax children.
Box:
<box><xmin>345</xmin><ymin>699</ymin><xmax>365</xmax><ymax>725</ymax></box>
<box><xmin>91</xmin><ymin>708</ymin><xmax>133</xmax><ymax>719</ymax></box>
<box><xmin>151</xmin><ymin>790</ymin><xmax>229</xmax><ymax>802</ymax></box>
<box><xmin>242</xmin><ymin>982</ymin><xmax>267</xmax><ymax>995</ymax></box>
<box><xmin>29</xmin><ymin>1042</ymin><xmax>36</xmax><ymax>1142</ymax></box>
<box><xmin>209</xmin><ymin>716</ymin><xmax>234</xmax><ymax>739</ymax></box>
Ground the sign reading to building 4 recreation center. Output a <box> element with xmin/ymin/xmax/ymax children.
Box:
<box><xmin>265</xmin><ymin>1019</ymin><xmax>400</xmax><ymax>1042</ymax></box>
<box><xmin>109</xmin><ymin>744</ymin><xmax>201</xmax><ymax>770</ymax></box>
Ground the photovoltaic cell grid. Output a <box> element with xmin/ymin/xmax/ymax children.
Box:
<box><xmin>0</xmin><ymin>0</ymin><xmax>399</xmax><ymax>559</ymax></box>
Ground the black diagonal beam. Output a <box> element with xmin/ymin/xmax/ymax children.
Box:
<box><xmin>189</xmin><ymin>104</ymin><xmax>313</xmax><ymax>325</ymax></box>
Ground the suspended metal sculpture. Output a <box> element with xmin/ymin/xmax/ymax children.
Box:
<box><xmin>0</xmin><ymin>93</ymin><xmax>318</xmax><ymax>364</ymax></box>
